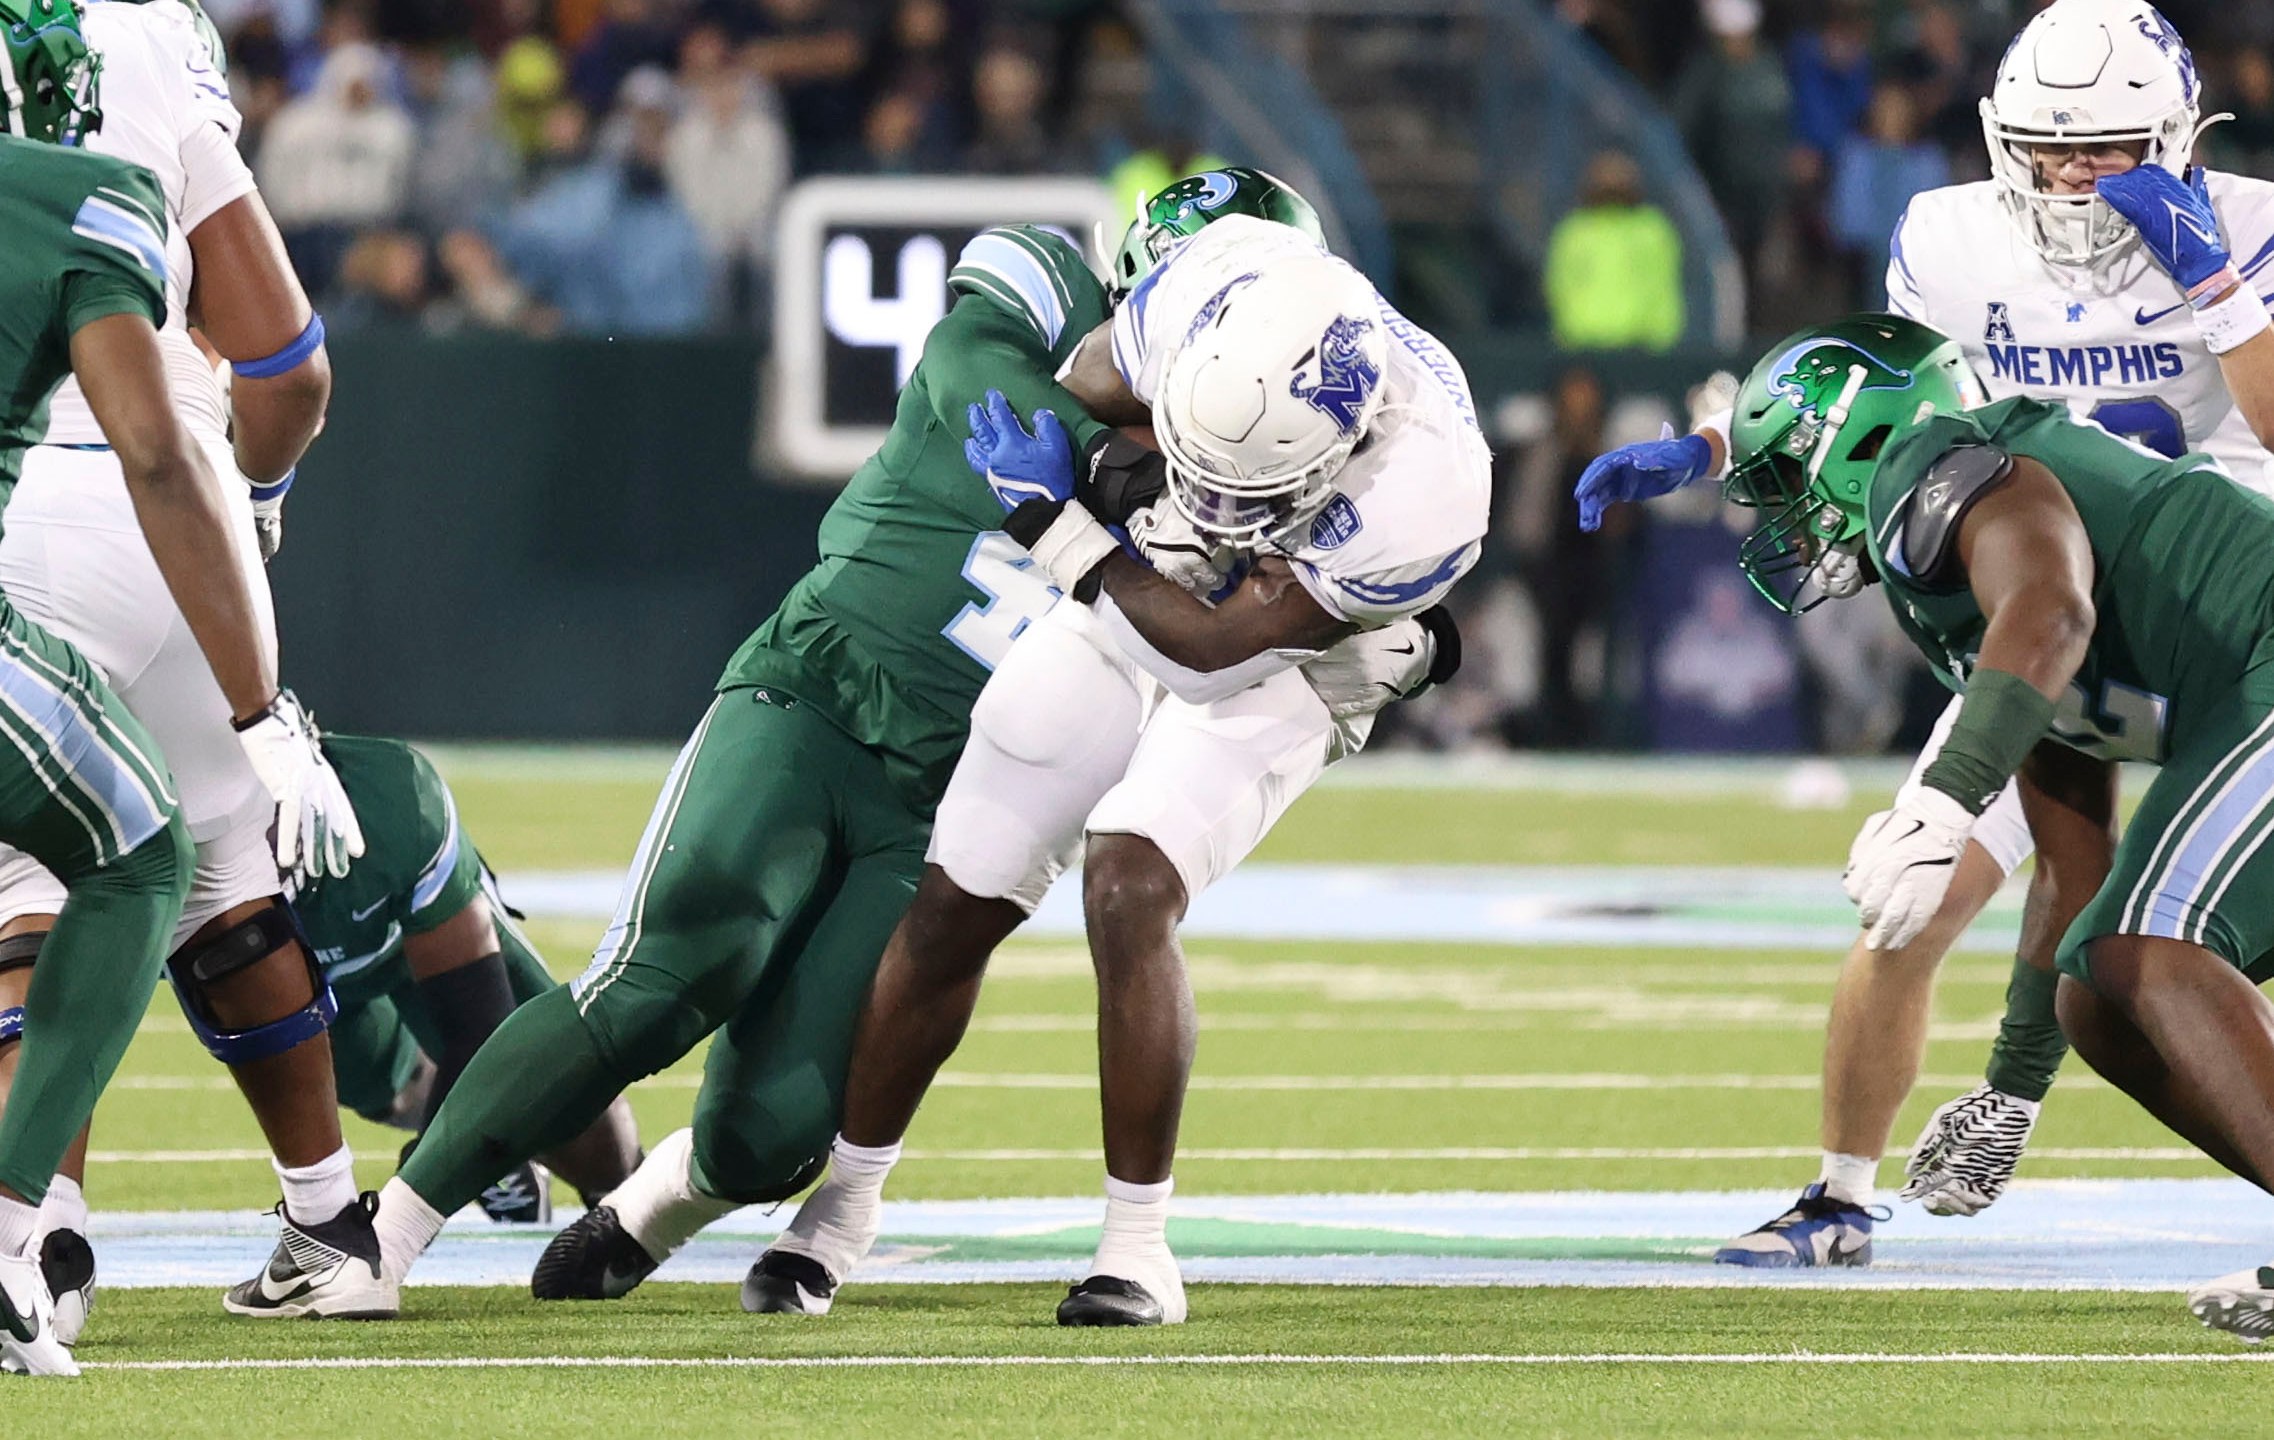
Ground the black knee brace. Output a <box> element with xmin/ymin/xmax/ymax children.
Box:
<box><xmin>166</xmin><ymin>901</ymin><xmax>338</xmax><ymax>1065</ymax></box>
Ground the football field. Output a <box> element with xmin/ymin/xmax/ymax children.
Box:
<box><xmin>39</xmin><ymin>750</ymin><xmax>2273</xmax><ymax>1435</ymax></box>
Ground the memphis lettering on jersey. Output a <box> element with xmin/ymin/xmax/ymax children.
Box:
<box><xmin>1982</xmin><ymin>339</ymin><xmax>2184</xmax><ymax>388</ymax></box>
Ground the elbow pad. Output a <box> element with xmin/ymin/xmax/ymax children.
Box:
<box><xmin>1094</xmin><ymin>593</ymin><xmax>1309</xmax><ymax>705</ymax></box>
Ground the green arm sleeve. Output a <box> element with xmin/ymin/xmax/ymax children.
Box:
<box><xmin>922</xmin><ymin>296</ymin><xmax>1110</xmax><ymax>458</ymax></box>
<box><xmin>1983</xmin><ymin>954</ymin><xmax>2067</xmax><ymax>1102</ymax></box>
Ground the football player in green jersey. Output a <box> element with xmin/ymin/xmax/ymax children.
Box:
<box><xmin>0</xmin><ymin>732</ymin><xmax>642</xmax><ymax>1338</ymax></box>
<box><xmin>1720</xmin><ymin>312</ymin><xmax>2274</xmax><ymax>1340</ymax></box>
<box><xmin>0</xmin><ymin>0</ymin><xmax>342</xmax><ymax>1374</ymax></box>
<box><xmin>360</xmin><ymin>173</ymin><xmax>1328</xmax><ymax>1311</ymax></box>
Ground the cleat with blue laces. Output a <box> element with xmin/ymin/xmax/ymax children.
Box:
<box><xmin>1713</xmin><ymin>1183</ymin><xmax>1885</xmax><ymax>1268</ymax></box>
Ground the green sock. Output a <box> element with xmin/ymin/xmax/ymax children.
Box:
<box><xmin>1983</xmin><ymin>955</ymin><xmax>2067</xmax><ymax>1103</ymax></box>
<box><xmin>0</xmin><ymin>822</ymin><xmax>188</xmax><ymax>1201</ymax></box>
<box><xmin>400</xmin><ymin>984</ymin><xmax>631</xmax><ymax>1213</ymax></box>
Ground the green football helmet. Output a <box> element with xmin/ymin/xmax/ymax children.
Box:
<box><xmin>1724</xmin><ymin>313</ymin><xmax>1986</xmax><ymax>614</ymax></box>
<box><xmin>1106</xmin><ymin>166</ymin><xmax>1327</xmax><ymax>300</ymax></box>
<box><xmin>0</xmin><ymin>0</ymin><xmax>100</xmax><ymax>146</ymax></box>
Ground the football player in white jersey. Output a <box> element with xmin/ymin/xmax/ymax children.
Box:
<box><xmin>1572</xmin><ymin>0</ymin><xmax>2274</xmax><ymax>1267</ymax></box>
<box><xmin>0</xmin><ymin>0</ymin><xmax>373</xmax><ymax>1328</ymax></box>
<box><xmin>714</xmin><ymin>215</ymin><xmax>1487</xmax><ymax>1326</ymax></box>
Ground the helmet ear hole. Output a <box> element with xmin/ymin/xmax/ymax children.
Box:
<box><xmin>1846</xmin><ymin>423</ymin><xmax>1893</xmax><ymax>463</ymax></box>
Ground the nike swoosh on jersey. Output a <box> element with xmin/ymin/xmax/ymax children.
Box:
<box><xmin>349</xmin><ymin>897</ymin><xmax>389</xmax><ymax>923</ymax></box>
<box><xmin>2135</xmin><ymin>300</ymin><xmax>2188</xmax><ymax>325</ymax></box>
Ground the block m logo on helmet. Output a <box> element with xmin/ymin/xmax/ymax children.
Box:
<box><xmin>1767</xmin><ymin>340</ymin><xmax>1914</xmax><ymax>427</ymax></box>
<box><xmin>1291</xmin><ymin>315</ymin><xmax>1382</xmax><ymax>435</ymax></box>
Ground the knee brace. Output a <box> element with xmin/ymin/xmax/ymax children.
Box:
<box><xmin>166</xmin><ymin>901</ymin><xmax>338</xmax><ymax>1065</ymax></box>
<box><xmin>0</xmin><ymin>932</ymin><xmax>42</xmax><ymax>1051</ymax></box>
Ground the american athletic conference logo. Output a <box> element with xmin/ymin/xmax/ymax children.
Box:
<box><xmin>1290</xmin><ymin>314</ymin><xmax>1381</xmax><ymax>434</ymax></box>
<box><xmin>1309</xmin><ymin>493</ymin><xmax>1363</xmax><ymax>549</ymax></box>
<box><xmin>1984</xmin><ymin>302</ymin><xmax>2015</xmax><ymax>344</ymax></box>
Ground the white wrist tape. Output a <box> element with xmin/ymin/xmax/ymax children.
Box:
<box><xmin>2195</xmin><ymin>281</ymin><xmax>2272</xmax><ymax>355</ymax></box>
<box><xmin>1024</xmin><ymin>501</ymin><xmax>1119</xmax><ymax>595</ymax></box>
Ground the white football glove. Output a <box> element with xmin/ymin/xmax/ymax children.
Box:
<box><xmin>1127</xmin><ymin>500</ymin><xmax>1235</xmax><ymax>599</ymax></box>
<box><xmin>1301</xmin><ymin>617</ymin><xmax>1436</xmax><ymax>723</ymax></box>
<box><xmin>1901</xmin><ymin>1083</ymin><xmax>2042</xmax><ymax>1216</ymax></box>
<box><xmin>234</xmin><ymin>689</ymin><xmax>364</xmax><ymax>884</ymax></box>
<box><xmin>1843</xmin><ymin>787</ymin><xmax>1975</xmax><ymax>951</ymax></box>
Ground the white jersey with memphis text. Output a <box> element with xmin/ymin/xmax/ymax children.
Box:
<box><xmin>1109</xmin><ymin>215</ymin><xmax>1492</xmax><ymax>624</ymax></box>
<box><xmin>1886</xmin><ymin>173</ymin><xmax>2274</xmax><ymax>492</ymax></box>
<box><xmin>43</xmin><ymin>0</ymin><xmax>256</xmax><ymax>447</ymax></box>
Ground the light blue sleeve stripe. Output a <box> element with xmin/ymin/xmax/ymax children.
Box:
<box><xmin>71</xmin><ymin>197</ymin><xmax>169</xmax><ymax>283</ymax></box>
<box><xmin>409</xmin><ymin>784</ymin><xmax>463</xmax><ymax>913</ymax></box>
<box><xmin>0</xmin><ymin>654</ymin><xmax>168</xmax><ymax>853</ymax></box>
<box><xmin>954</xmin><ymin>232</ymin><xmax>1065</xmax><ymax>345</ymax></box>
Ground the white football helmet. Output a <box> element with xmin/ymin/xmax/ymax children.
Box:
<box><xmin>1152</xmin><ymin>254</ymin><xmax>1389</xmax><ymax>544</ymax></box>
<box><xmin>1980</xmin><ymin>0</ymin><xmax>2213</xmax><ymax>270</ymax></box>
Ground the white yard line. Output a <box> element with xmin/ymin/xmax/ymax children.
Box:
<box><xmin>82</xmin><ymin>1145</ymin><xmax>2211</xmax><ymax>1164</ymax></box>
<box><xmin>82</xmin><ymin>1350</ymin><xmax>2274</xmax><ymax>1373</ymax></box>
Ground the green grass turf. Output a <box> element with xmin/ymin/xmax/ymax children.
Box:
<box><xmin>83</xmin><ymin>925</ymin><xmax>2212</xmax><ymax>1209</ymax></box>
<box><xmin>21</xmin><ymin>1286</ymin><xmax>2259</xmax><ymax>1438</ymax></box>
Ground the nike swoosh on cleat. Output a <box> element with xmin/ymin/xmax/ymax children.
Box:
<box><xmin>1386</xmin><ymin>642</ymin><xmax>1417</xmax><ymax>656</ymax></box>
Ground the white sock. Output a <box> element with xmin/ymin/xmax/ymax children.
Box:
<box><xmin>0</xmin><ymin>1195</ymin><xmax>38</xmax><ymax>1259</ymax></box>
<box><xmin>35</xmin><ymin>1175</ymin><xmax>86</xmax><ymax>1240</ymax></box>
<box><xmin>372</xmin><ymin>1176</ymin><xmax>445</xmax><ymax>1285</ymax></box>
<box><xmin>1096</xmin><ymin>1173</ymin><xmax>1173</xmax><ymax>1261</ymax></box>
<box><xmin>275</xmin><ymin>1145</ymin><xmax>358</xmax><ymax>1226</ymax></box>
<box><xmin>607</xmin><ymin>1128</ymin><xmax>738</xmax><ymax>1261</ymax></box>
<box><xmin>826</xmin><ymin>1135</ymin><xmax>902</xmax><ymax>1200</ymax></box>
<box><xmin>1819</xmin><ymin>1151</ymin><xmax>1877</xmax><ymax>1207</ymax></box>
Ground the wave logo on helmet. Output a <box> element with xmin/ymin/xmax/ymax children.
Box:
<box><xmin>1767</xmin><ymin>340</ymin><xmax>1913</xmax><ymax>424</ymax></box>
<box><xmin>1290</xmin><ymin>314</ymin><xmax>1381</xmax><ymax>435</ymax></box>
<box><xmin>1163</xmin><ymin>171</ymin><xmax>1239</xmax><ymax>223</ymax></box>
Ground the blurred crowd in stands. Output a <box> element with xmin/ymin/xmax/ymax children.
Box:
<box><xmin>211</xmin><ymin>0</ymin><xmax>1179</xmax><ymax>335</ymax></box>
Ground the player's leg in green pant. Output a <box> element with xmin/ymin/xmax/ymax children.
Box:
<box><xmin>328</xmin><ymin>996</ymin><xmax>427</xmax><ymax>1127</ymax></box>
<box><xmin>689</xmin><ymin>842</ymin><xmax>924</xmax><ymax>1202</ymax></box>
<box><xmin>0</xmin><ymin>604</ymin><xmax>191</xmax><ymax>1203</ymax></box>
<box><xmin>398</xmin><ymin>689</ymin><xmax>875</xmax><ymax>1216</ymax></box>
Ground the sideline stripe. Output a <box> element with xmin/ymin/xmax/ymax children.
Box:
<box><xmin>81</xmin><ymin>1351</ymin><xmax>2274</xmax><ymax>1372</ymax></box>
<box><xmin>80</xmin><ymin>1145</ymin><xmax>2212</xmax><ymax>1165</ymax></box>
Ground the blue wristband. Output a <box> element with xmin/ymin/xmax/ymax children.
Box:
<box><xmin>230</xmin><ymin>313</ymin><xmax>325</xmax><ymax>379</ymax></box>
<box><xmin>247</xmin><ymin>467</ymin><xmax>294</xmax><ymax>504</ymax></box>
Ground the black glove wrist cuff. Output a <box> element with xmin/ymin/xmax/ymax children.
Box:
<box><xmin>1003</xmin><ymin>496</ymin><xmax>1069</xmax><ymax>549</ymax></box>
<box><xmin>1077</xmin><ymin>429</ymin><xmax>1168</xmax><ymax>525</ymax></box>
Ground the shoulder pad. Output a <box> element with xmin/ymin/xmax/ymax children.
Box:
<box><xmin>1895</xmin><ymin>443</ymin><xmax>2013</xmax><ymax>592</ymax></box>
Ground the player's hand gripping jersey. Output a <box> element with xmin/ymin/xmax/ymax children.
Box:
<box><xmin>1886</xmin><ymin>173</ymin><xmax>2274</xmax><ymax>488</ymax></box>
<box><xmin>1865</xmin><ymin>396</ymin><xmax>2274</xmax><ymax>974</ymax></box>
<box><xmin>718</xmin><ymin>224</ymin><xmax>1111</xmax><ymax>810</ymax></box>
<box><xmin>39</xmin><ymin>0</ymin><xmax>250</xmax><ymax>451</ymax></box>
<box><xmin>1110</xmin><ymin>215</ymin><xmax>1492</xmax><ymax>626</ymax></box>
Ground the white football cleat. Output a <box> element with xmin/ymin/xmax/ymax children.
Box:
<box><xmin>0</xmin><ymin>1249</ymin><xmax>76</xmax><ymax>1376</ymax></box>
<box><xmin>747</xmin><ymin>1172</ymin><xmax>885</xmax><ymax>1316</ymax></box>
<box><xmin>223</xmin><ymin>1193</ymin><xmax>397</xmax><ymax>1319</ymax></box>
<box><xmin>2190</xmin><ymin>1266</ymin><xmax>2274</xmax><ymax>1343</ymax></box>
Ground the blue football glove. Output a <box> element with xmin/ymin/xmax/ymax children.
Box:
<box><xmin>1573</xmin><ymin>425</ymin><xmax>1714</xmax><ymax>533</ymax></box>
<box><xmin>2098</xmin><ymin>165</ymin><xmax>2229</xmax><ymax>293</ymax></box>
<box><xmin>964</xmin><ymin>389</ymin><xmax>1075</xmax><ymax>513</ymax></box>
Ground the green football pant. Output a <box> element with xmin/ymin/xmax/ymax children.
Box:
<box><xmin>0</xmin><ymin>601</ymin><xmax>191</xmax><ymax>1201</ymax></box>
<box><xmin>401</xmin><ymin>687</ymin><xmax>925</xmax><ymax>1210</ymax></box>
<box><xmin>2063</xmin><ymin>676</ymin><xmax>2274</xmax><ymax>983</ymax></box>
